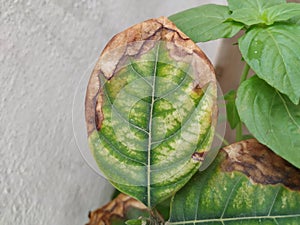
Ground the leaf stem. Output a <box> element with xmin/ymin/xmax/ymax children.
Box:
<box><xmin>236</xmin><ymin>63</ymin><xmax>250</xmax><ymax>142</ymax></box>
<box><xmin>240</xmin><ymin>63</ymin><xmax>250</xmax><ymax>85</ymax></box>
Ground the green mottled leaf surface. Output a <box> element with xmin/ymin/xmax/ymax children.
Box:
<box><xmin>86</xmin><ymin>17</ymin><xmax>217</xmax><ymax>208</ymax></box>
<box><xmin>236</xmin><ymin>76</ymin><xmax>300</xmax><ymax>168</ymax></box>
<box><xmin>169</xmin><ymin>4</ymin><xmax>243</xmax><ymax>42</ymax></box>
<box><xmin>239</xmin><ymin>24</ymin><xmax>300</xmax><ymax>104</ymax></box>
<box><xmin>168</xmin><ymin>139</ymin><xmax>300</xmax><ymax>224</ymax></box>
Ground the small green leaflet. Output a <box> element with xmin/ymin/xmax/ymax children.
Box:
<box><xmin>169</xmin><ymin>4</ymin><xmax>243</xmax><ymax>42</ymax></box>
<box><xmin>239</xmin><ymin>24</ymin><xmax>300</xmax><ymax>104</ymax></box>
<box><xmin>236</xmin><ymin>76</ymin><xmax>300</xmax><ymax>168</ymax></box>
<box><xmin>168</xmin><ymin>140</ymin><xmax>300</xmax><ymax>224</ymax></box>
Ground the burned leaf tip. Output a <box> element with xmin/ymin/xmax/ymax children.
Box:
<box><xmin>222</xmin><ymin>139</ymin><xmax>300</xmax><ymax>191</ymax></box>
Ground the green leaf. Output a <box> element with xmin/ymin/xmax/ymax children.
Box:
<box><xmin>224</xmin><ymin>90</ymin><xmax>240</xmax><ymax>129</ymax></box>
<box><xmin>289</xmin><ymin>16</ymin><xmax>300</xmax><ymax>25</ymax></box>
<box><xmin>264</xmin><ymin>3</ymin><xmax>300</xmax><ymax>25</ymax></box>
<box><xmin>230</xmin><ymin>8</ymin><xmax>266</xmax><ymax>26</ymax></box>
<box><xmin>86</xmin><ymin>17</ymin><xmax>217</xmax><ymax>208</ymax></box>
<box><xmin>227</xmin><ymin>0</ymin><xmax>286</xmax><ymax>12</ymax></box>
<box><xmin>168</xmin><ymin>139</ymin><xmax>300</xmax><ymax>224</ymax></box>
<box><xmin>169</xmin><ymin>4</ymin><xmax>243</xmax><ymax>42</ymax></box>
<box><xmin>236</xmin><ymin>76</ymin><xmax>300</xmax><ymax>168</ymax></box>
<box><xmin>228</xmin><ymin>0</ymin><xmax>287</xmax><ymax>26</ymax></box>
<box><xmin>239</xmin><ymin>24</ymin><xmax>300</xmax><ymax>104</ymax></box>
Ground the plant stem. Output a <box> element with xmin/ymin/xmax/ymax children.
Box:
<box><xmin>236</xmin><ymin>63</ymin><xmax>250</xmax><ymax>142</ymax></box>
<box><xmin>239</xmin><ymin>63</ymin><xmax>250</xmax><ymax>85</ymax></box>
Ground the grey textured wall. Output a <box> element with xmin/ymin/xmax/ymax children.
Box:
<box><xmin>0</xmin><ymin>0</ymin><xmax>224</xmax><ymax>224</ymax></box>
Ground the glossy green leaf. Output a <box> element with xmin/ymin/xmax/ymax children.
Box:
<box><xmin>264</xmin><ymin>3</ymin><xmax>300</xmax><ymax>25</ymax></box>
<box><xmin>168</xmin><ymin>139</ymin><xmax>300</xmax><ymax>224</ymax></box>
<box><xmin>169</xmin><ymin>4</ymin><xmax>243</xmax><ymax>42</ymax></box>
<box><xmin>86</xmin><ymin>17</ymin><xmax>217</xmax><ymax>208</ymax></box>
<box><xmin>239</xmin><ymin>24</ymin><xmax>300</xmax><ymax>104</ymax></box>
<box><xmin>236</xmin><ymin>76</ymin><xmax>300</xmax><ymax>168</ymax></box>
<box><xmin>227</xmin><ymin>0</ymin><xmax>286</xmax><ymax>11</ymax></box>
<box><xmin>224</xmin><ymin>90</ymin><xmax>240</xmax><ymax>129</ymax></box>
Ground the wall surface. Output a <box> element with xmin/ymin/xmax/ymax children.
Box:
<box><xmin>0</xmin><ymin>0</ymin><xmax>224</xmax><ymax>224</ymax></box>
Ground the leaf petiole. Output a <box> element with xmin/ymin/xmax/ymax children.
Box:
<box><xmin>236</xmin><ymin>63</ymin><xmax>250</xmax><ymax>141</ymax></box>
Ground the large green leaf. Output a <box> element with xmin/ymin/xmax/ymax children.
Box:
<box><xmin>168</xmin><ymin>139</ymin><xmax>300</xmax><ymax>224</ymax></box>
<box><xmin>169</xmin><ymin>4</ymin><xmax>243</xmax><ymax>42</ymax></box>
<box><xmin>85</xmin><ymin>17</ymin><xmax>217</xmax><ymax>208</ymax></box>
<box><xmin>227</xmin><ymin>0</ymin><xmax>286</xmax><ymax>11</ymax></box>
<box><xmin>239</xmin><ymin>24</ymin><xmax>300</xmax><ymax>104</ymax></box>
<box><xmin>236</xmin><ymin>76</ymin><xmax>300</xmax><ymax>168</ymax></box>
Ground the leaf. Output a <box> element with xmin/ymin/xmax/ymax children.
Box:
<box><xmin>86</xmin><ymin>194</ymin><xmax>151</xmax><ymax>225</ymax></box>
<box><xmin>224</xmin><ymin>90</ymin><xmax>240</xmax><ymax>129</ymax></box>
<box><xmin>239</xmin><ymin>24</ymin><xmax>300</xmax><ymax>104</ymax></box>
<box><xmin>228</xmin><ymin>0</ymin><xmax>287</xmax><ymax>26</ymax></box>
<box><xmin>85</xmin><ymin>17</ymin><xmax>217</xmax><ymax>207</ymax></box>
<box><xmin>227</xmin><ymin>0</ymin><xmax>286</xmax><ymax>12</ymax></box>
<box><xmin>236</xmin><ymin>76</ymin><xmax>300</xmax><ymax>168</ymax></box>
<box><xmin>230</xmin><ymin>8</ymin><xmax>266</xmax><ymax>26</ymax></box>
<box><xmin>264</xmin><ymin>3</ymin><xmax>300</xmax><ymax>25</ymax></box>
<box><xmin>168</xmin><ymin>139</ymin><xmax>300</xmax><ymax>225</ymax></box>
<box><xmin>289</xmin><ymin>16</ymin><xmax>300</xmax><ymax>25</ymax></box>
<box><xmin>169</xmin><ymin>4</ymin><xmax>243</xmax><ymax>42</ymax></box>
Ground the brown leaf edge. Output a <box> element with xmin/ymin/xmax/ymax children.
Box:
<box><xmin>84</xmin><ymin>16</ymin><xmax>216</xmax><ymax>136</ymax></box>
<box><xmin>86</xmin><ymin>193</ymin><xmax>150</xmax><ymax>225</ymax></box>
<box><xmin>221</xmin><ymin>139</ymin><xmax>300</xmax><ymax>191</ymax></box>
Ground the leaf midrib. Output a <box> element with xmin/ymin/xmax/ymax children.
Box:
<box><xmin>146</xmin><ymin>43</ymin><xmax>161</xmax><ymax>207</ymax></box>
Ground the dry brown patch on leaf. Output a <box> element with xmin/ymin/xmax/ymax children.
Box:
<box><xmin>85</xmin><ymin>16</ymin><xmax>216</xmax><ymax>135</ymax></box>
<box><xmin>86</xmin><ymin>193</ymin><xmax>149</xmax><ymax>225</ymax></box>
<box><xmin>222</xmin><ymin>139</ymin><xmax>300</xmax><ymax>191</ymax></box>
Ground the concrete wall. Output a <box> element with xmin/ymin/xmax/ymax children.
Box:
<box><xmin>0</xmin><ymin>0</ymin><xmax>224</xmax><ymax>224</ymax></box>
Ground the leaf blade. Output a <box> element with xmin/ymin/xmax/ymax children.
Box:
<box><xmin>169</xmin><ymin>4</ymin><xmax>243</xmax><ymax>42</ymax></box>
<box><xmin>168</xmin><ymin>139</ymin><xmax>300</xmax><ymax>224</ymax></box>
<box><xmin>239</xmin><ymin>24</ymin><xmax>300</xmax><ymax>104</ymax></box>
<box><xmin>236</xmin><ymin>76</ymin><xmax>300</xmax><ymax>168</ymax></box>
<box><xmin>85</xmin><ymin>17</ymin><xmax>218</xmax><ymax>207</ymax></box>
<box><xmin>227</xmin><ymin>0</ymin><xmax>286</xmax><ymax>11</ymax></box>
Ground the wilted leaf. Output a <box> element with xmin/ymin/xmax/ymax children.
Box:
<box><xmin>85</xmin><ymin>17</ymin><xmax>217</xmax><ymax>207</ymax></box>
<box><xmin>86</xmin><ymin>194</ymin><xmax>150</xmax><ymax>225</ymax></box>
<box><xmin>169</xmin><ymin>5</ymin><xmax>243</xmax><ymax>42</ymax></box>
<box><xmin>239</xmin><ymin>24</ymin><xmax>300</xmax><ymax>104</ymax></box>
<box><xmin>168</xmin><ymin>139</ymin><xmax>300</xmax><ymax>225</ymax></box>
<box><xmin>236</xmin><ymin>76</ymin><xmax>300</xmax><ymax>168</ymax></box>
